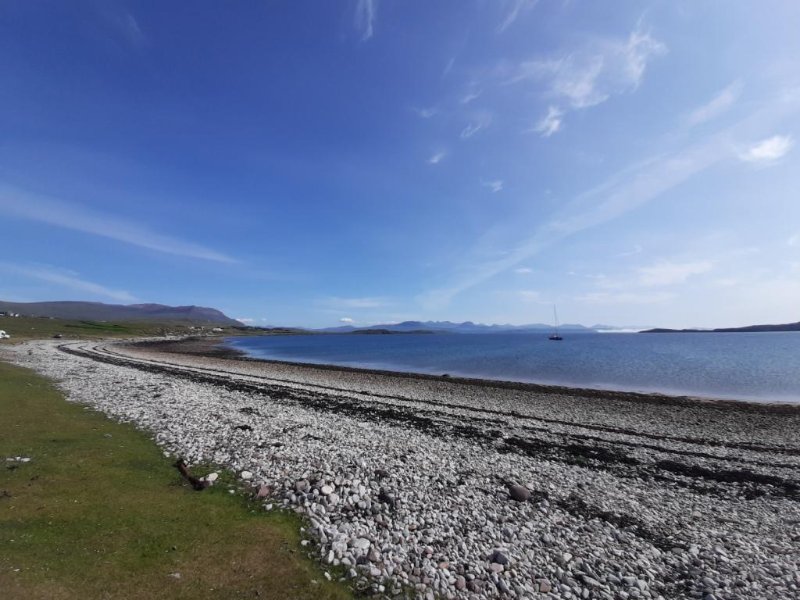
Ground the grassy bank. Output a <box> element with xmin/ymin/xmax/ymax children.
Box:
<box><xmin>0</xmin><ymin>360</ymin><xmax>352</xmax><ymax>599</ymax></box>
<box><xmin>0</xmin><ymin>316</ymin><xmax>237</xmax><ymax>341</ymax></box>
<box><xmin>0</xmin><ymin>316</ymin><xmax>307</xmax><ymax>342</ymax></box>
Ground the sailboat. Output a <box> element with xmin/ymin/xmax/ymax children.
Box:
<box><xmin>548</xmin><ymin>305</ymin><xmax>563</xmax><ymax>341</ymax></box>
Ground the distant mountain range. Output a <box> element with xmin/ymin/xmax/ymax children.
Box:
<box><xmin>0</xmin><ymin>300</ymin><xmax>241</xmax><ymax>325</ymax></box>
<box><xmin>321</xmin><ymin>319</ymin><xmax>800</xmax><ymax>335</ymax></box>
<box><xmin>316</xmin><ymin>320</ymin><xmax>619</xmax><ymax>334</ymax></box>
<box><xmin>642</xmin><ymin>322</ymin><xmax>800</xmax><ymax>333</ymax></box>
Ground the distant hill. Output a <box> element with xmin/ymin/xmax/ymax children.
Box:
<box><xmin>0</xmin><ymin>300</ymin><xmax>241</xmax><ymax>325</ymax></box>
<box><xmin>591</xmin><ymin>324</ymin><xmax>652</xmax><ymax>332</ymax></box>
<box><xmin>641</xmin><ymin>322</ymin><xmax>800</xmax><ymax>333</ymax></box>
<box><xmin>317</xmin><ymin>320</ymin><xmax>596</xmax><ymax>334</ymax></box>
<box><xmin>351</xmin><ymin>328</ymin><xmax>436</xmax><ymax>335</ymax></box>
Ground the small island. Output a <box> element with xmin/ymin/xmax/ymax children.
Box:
<box><xmin>351</xmin><ymin>328</ymin><xmax>437</xmax><ymax>335</ymax></box>
<box><xmin>641</xmin><ymin>321</ymin><xmax>800</xmax><ymax>333</ymax></box>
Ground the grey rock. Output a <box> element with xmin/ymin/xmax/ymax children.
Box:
<box><xmin>378</xmin><ymin>488</ymin><xmax>397</xmax><ymax>508</ymax></box>
<box><xmin>351</xmin><ymin>537</ymin><xmax>371</xmax><ymax>550</ymax></box>
<box><xmin>508</xmin><ymin>483</ymin><xmax>531</xmax><ymax>502</ymax></box>
<box><xmin>489</xmin><ymin>563</ymin><xmax>504</xmax><ymax>574</ymax></box>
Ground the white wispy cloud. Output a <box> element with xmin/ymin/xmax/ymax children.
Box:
<box><xmin>0</xmin><ymin>262</ymin><xmax>138</xmax><ymax>303</ymax></box>
<box><xmin>460</xmin><ymin>123</ymin><xmax>482</xmax><ymax>139</ymax></box>
<box><xmin>237</xmin><ymin>317</ymin><xmax>255</xmax><ymax>324</ymax></box>
<box><xmin>120</xmin><ymin>12</ymin><xmax>145</xmax><ymax>47</ymax></box>
<box><xmin>415</xmin><ymin>107</ymin><xmax>438</xmax><ymax>118</ymax></box>
<box><xmin>540</xmin><ymin>56</ymin><xmax>607</xmax><ymax>109</ymax></box>
<box><xmin>427</xmin><ymin>26</ymin><xmax>660</xmax><ymax>146</ymax></box>
<box><xmin>324</xmin><ymin>296</ymin><xmax>387</xmax><ymax>309</ymax></box>
<box><xmin>514</xmin><ymin>267</ymin><xmax>533</xmax><ymax>274</ymax></box>
<box><xmin>481</xmin><ymin>179</ymin><xmax>504</xmax><ymax>193</ymax></box>
<box><xmin>637</xmin><ymin>260</ymin><xmax>714</xmax><ymax>286</ymax></box>
<box><xmin>460</xmin><ymin>112</ymin><xmax>493</xmax><ymax>139</ymax></box>
<box><xmin>687</xmin><ymin>80</ymin><xmax>743</xmax><ymax>126</ymax></box>
<box><xmin>546</xmin><ymin>140</ymin><xmax>725</xmax><ymax>237</ymax></box>
<box><xmin>492</xmin><ymin>25</ymin><xmax>667</xmax><ymax>140</ymax></box>
<box><xmin>738</xmin><ymin>134</ymin><xmax>794</xmax><ymax>164</ymax></box>
<box><xmin>354</xmin><ymin>0</ymin><xmax>377</xmax><ymax>41</ymax></box>
<box><xmin>620</xmin><ymin>27</ymin><xmax>667</xmax><ymax>88</ymax></box>
<box><xmin>428</xmin><ymin>151</ymin><xmax>446</xmax><ymax>165</ymax></box>
<box><xmin>103</xmin><ymin>9</ymin><xmax>147</xmax><ymax>49</ymax></box>
<box><xmin>339</xmin><ymin>317</ymin><xmax>355</xmax><ymax>323</ymax></box>
<box><xmin>510</xmin><ymin>26</ymin><xmax>665</xmax><ymax>110</ymax></box>
<box><xmin>0</xmin><ymin>185</ymin><xmax>237</xmax><ymax>263</ymax></box>
<box><xmin>460</xmin><ymin>88</ymin><xmax>482</xmax><ymax>104</ymax></box>
<box><xmin>616</xmin><ymin>244</ymin><xmax>643</xmax><ymax>258</ymax></box>
<box><xmin>532</xmin><ymin>105</ymin><xmax>563</xmax><ymax>137</ymax></box>
<box><xmin>788</xmin><ymin>233</ymin><xmax>800</xmax><ymax>246</ymax></box>
<box><xmin>416</xmin><ymin>87</ymin><xmax>800</xmax><ymax>309</ymax></box>
<box><xmin>497</xmin><ymin>0</ymin><xmax>539</xmax><ymax>33</ymax></box>
<box><xmin>443</xmin><ymin>56</ymin><xmax>456</xmax><ymax>77</ymax></box>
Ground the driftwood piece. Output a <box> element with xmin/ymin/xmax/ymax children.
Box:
<box><xmin>174</xmin><ymin>458</ymin><xmax>209</xmax><ymax>491</ymax></box>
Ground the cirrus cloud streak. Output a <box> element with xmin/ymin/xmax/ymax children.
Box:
<box><xmin>0</xmin><ymin>185</ymin><xmax>237</xmax><ymax>264</ymax></box>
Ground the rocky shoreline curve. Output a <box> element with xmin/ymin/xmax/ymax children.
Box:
<box><xmin>3</xmin><ymin>338</ymin><xmax>799</xmax><ymax>599</ymax></box>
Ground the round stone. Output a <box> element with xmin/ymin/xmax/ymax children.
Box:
<box><xmin>489</xmin><ymin>563</ymin><xmax>504</xmax><ymax>574</ymax></box>
<box><xmin>352</xmin><ymin>537</ymin><xmax>371</xmax><ymax>550</ymax></box>
<box><xmin>508</xmin><ymin>484</ymin><xmax>531</xmax><ymax>502</ymax></box>
<box><xmin>490</xmin><ymin>550</ymin><xmax>509</xmax><ymax>565</ymax></box>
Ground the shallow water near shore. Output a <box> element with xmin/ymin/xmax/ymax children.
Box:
<box><xmin>225</xmin><ymin>331</ymin><xmax>800</xmax><ymax>403</ymax></box>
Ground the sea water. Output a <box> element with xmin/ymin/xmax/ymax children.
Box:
<box><xmin>225</xmin><ymin>332</ymin><xmax>800</xmax><ymax>403</ymax></box>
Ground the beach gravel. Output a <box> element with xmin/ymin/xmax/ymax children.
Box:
<box><xmin>3</xmin><ymin>338</ymin><xmax>799</xmax><ymax>599</ymax></box>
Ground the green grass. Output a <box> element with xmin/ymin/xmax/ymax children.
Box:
<box><xmin>62</xmin><ymin>320</ymin><xmax>134</xmax><ymax>332</ymax></box>
<box><xmin>0</xmin><ymin>316</ymin><xmax>219</xmax><ymax>341</ymax></box>
<box><xmin>0</xmin><ymin>316</ymin><xmax>307</xmax><ymax>342</ymax></box>
<box><xmin>0</xmin><ymin>360</ymin><xmax>352</xmax><ymax>600</ymax></box>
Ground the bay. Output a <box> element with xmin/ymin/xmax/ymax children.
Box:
<box><xmin>224</xmin><ymin>331</ymin><xmax>800</xmax><ymax>403</ymax></box>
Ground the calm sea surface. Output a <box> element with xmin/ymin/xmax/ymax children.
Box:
<box><xmin>224</xmin><ymin>332</ymin><xmax>800</xmax><ymax>403</ymax></box>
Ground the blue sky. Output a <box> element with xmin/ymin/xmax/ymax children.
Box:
<box><xmin>1</xmin><ymin>1</ymin><xmax>798</xmax><ymax>328</ymax></box>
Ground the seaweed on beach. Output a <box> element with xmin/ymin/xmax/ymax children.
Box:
<box><xmin>58</xmin><ymin>343</ymin><xmax>800</xmax><ymax>503</ymax></box>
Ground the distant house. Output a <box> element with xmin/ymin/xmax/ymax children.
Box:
<box><xmin>211</xmin><ymin>327</ymin><xmax>223</xmax><ymax>333</ymax></box>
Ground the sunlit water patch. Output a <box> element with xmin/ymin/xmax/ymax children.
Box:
<box><xmin>225</xmin><ymin>332</ymin><xmax>800</xmax><ymax>403</ymax></box>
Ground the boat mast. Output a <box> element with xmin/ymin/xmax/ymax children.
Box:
<box><xmin>553</xmin><ymin>305</ymin><xmax>559</xmax><ymax>335</ymax></box>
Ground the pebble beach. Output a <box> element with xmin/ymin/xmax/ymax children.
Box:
<box><xmin>4</xmin><ymin>337</ymin><xmax>799</xmax><ymax>600</ymax></box>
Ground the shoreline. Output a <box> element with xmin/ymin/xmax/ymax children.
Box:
<box><xmin>0</xmin><ymin>359</ymin><xmax>350</xmax><ymax>599</ymax></box>
<box><xmin>5</xmin><ymin>338</ymin><xmax>800</xmax><ymax>599</ymax></box>
<box><xmin>136</xmin><ymin>336</ymin><xmax>800</xmax><ymax>413</ymax></box>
